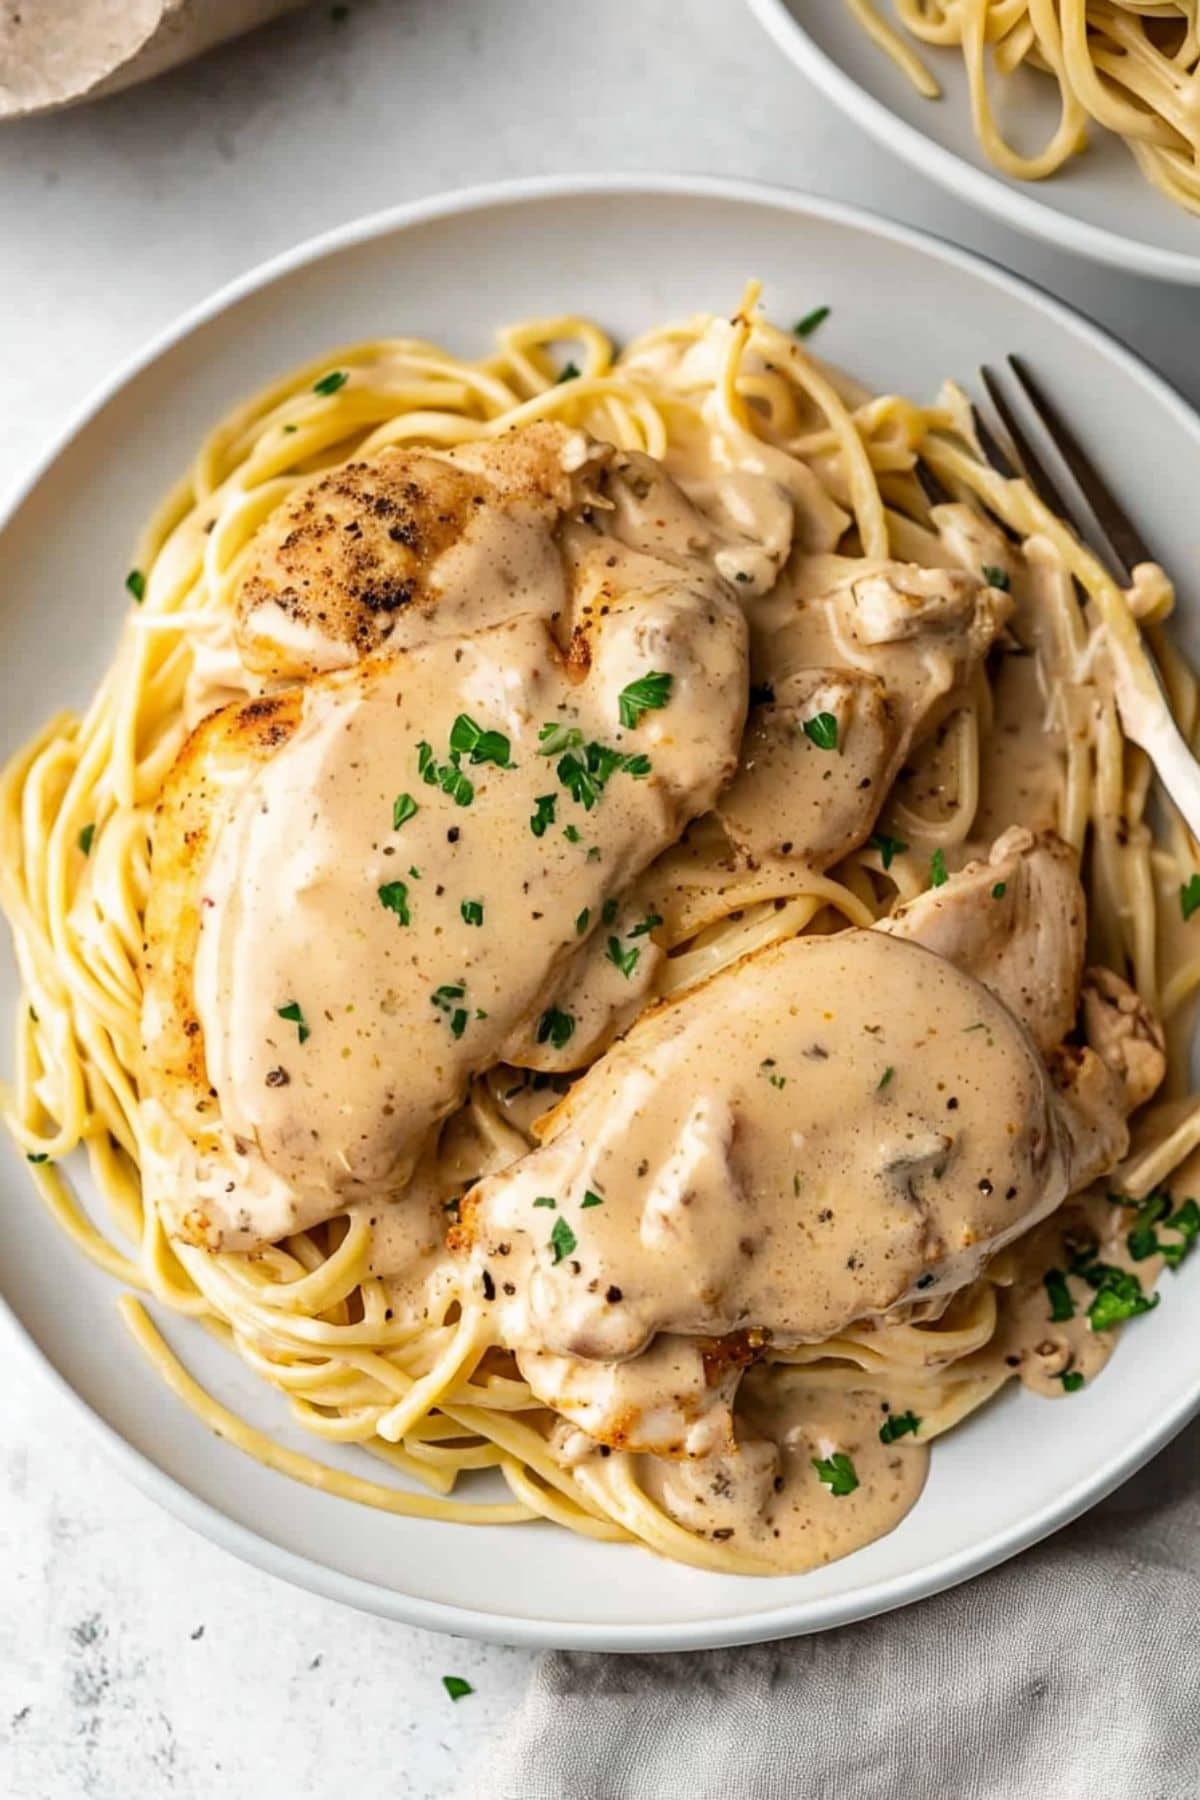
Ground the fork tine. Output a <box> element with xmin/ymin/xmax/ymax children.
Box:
<box><xmin>1007</xmin><ymin>355</ymin><xmax>1150</xmax><ymax>581</ymax></box>
<box><xmin>979</xmin><ymin>365</ymin><xmax>1076</xmax><ymax>527</ymax></box>
<box><xmin>913</xmin><ymin>456</ymin><xmax>953</xmax><ymax>508</ymax></box>
<box><xmin>967</xmin><ymin>395</ymin><xmax>1017</xmax><ymax>478</ymax></box>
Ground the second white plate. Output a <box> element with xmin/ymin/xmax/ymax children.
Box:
<box><xmin>749</xmin><ymin>0</ymin><xmax>1200</xmax><ymax>284</ymax></box>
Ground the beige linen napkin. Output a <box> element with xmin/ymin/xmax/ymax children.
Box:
<box><xmin>475</xmin><ymin>1416</ymin><xmax>1200</xmax><ymax>1799</ymax></box>
<box><xmin>0</xmin><ymin>0</ymin><xmax>304</xmax><ymax>120</ymax></box>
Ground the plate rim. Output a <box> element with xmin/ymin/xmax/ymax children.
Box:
<box><xmin>4</xmin><ymin>170</ymin><xmax>1200</xmax><ymax>1651</ymax></box>
<box><xmin>745</xmin><ymin>0</ymin><xmax>1200</xmax><ymax>286</ymax></box>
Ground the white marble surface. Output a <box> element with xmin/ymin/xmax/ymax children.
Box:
<box><xmin>0</xmin><ymin>3</ymin><xmax>1197</xmax><ymax>1795</ymax></box>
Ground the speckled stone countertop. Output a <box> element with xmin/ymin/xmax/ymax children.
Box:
<box><xmin>1</xmin><ymin>3</ymin><xmax>1196</xmax><ymax>1795</ymax></box>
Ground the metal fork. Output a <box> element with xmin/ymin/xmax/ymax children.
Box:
<box><xmin>920</xmin><ymin>357</ymin><xmax>1200</xmax><ymax>844</ymax></box>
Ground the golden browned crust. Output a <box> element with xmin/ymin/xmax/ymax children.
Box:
<box><xmin>140</xmin><ymin>688</ymin><xmax>304</xmax><ymax>1157</ymax></box>
<box><xmin>235</xmin><ymin>423</ymin><xmax>590</xmax><ymax>677</ymax></box>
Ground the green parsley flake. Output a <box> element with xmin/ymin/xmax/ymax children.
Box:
<box><xmin>449</xmin><ymin>714</ymin><xmax>513</xmax><ymax>768</ymax></box>
<box><xmin>982</xmin><ymin>564</ymin><xmax>1011</xmax><ymax>591</ymax></box>
<box><xmin>450</xmin><ymin>1008</ymin><xmax>468</xmax><ymax>1040</ymax></box>
<box><xmin>801</xmin><ymin>711</ymin><xmax>839</xmax><ymax>752</ymax></box>
<box><xmin>601</xmin><ymin>898</ymin><xmax>619</xmax><ymax>926</ymax></box>
<box><xmin>811</xmin><ymin>1452</ymin><xmax>858</xmax><ymax>1496</ymax></box>
<box><xmin>313</xmin><ymin>370</ymin><xmax>349</xmax><ymax>395</ymax></box>
<box><xmin>581</xmin><ymin>1190</ymin><xmax>604</xmax><ymax>1209</ymax></box>
<box><xmin>125</xmin><ymin>568</ymin><xmax>146</xmax><ymax>603</ymax></box>
<box><xmin>877</xmin><ymin>1065</ymin><xmax>895</xmax><ymax>1091</ymax></box>
<box><xmin>276</xmin><ymin>1000</ymin><xmax>311</xmax><ymax>1044</ymax></box>
<box><xmin>558</xmin><ymin>741</ymin><xmax>652</xmax><ymax>811</ymax></box>
<box><xmin>417</xmin><ymin>740</ymin><xmax>475</xmax><ymax>808</ymax></box>
<box><xmin>929</xmin><ymin>848</ymin><xmax>948</xmax><ymax>888</ymax></box>
<box><xmin>377</xmin><ymin>881</ymin><xmax>411</xmax><ymax>926</ymax></box>
<box><xmin>533</xmin><ymin>1195</ymin><xmax>557</xmax><ymax>1209</ymax></box>
<box><xmin>628</xmin><ymin>912</ymin><xmax>663</xmax><ymax>938</ymax></box>
<box><xmin>992</xmin><ymin>882</ymin><xmax>1007</xmax><ymax>900</ymax></box>
<box><xmin>1181</xmin><ymin>875</ymin><xmax>1200</xmax><ymax>922</ymax></box>
<box><xmin>1082</xmin><ymin>1263</ymin><xmax>1159</xmax><ymax>1332</ymax></box>
<box><xmin>538</xmin><ymin>722</ymin><xmax>584</xmax><ymax>756</ymax></box>
<box><xmin>869</xmin><ymin>831</ymin><xmax>907</xmax><ymax>870</ymax></box>
<box><xmin>575</xmin><ymin>907</ymin><xmax>590</xmax><ymax>936</ymax></box>
<box><xmin>549</xmin><ymin>1216</ymin><xmax>578</xmax><ymax>1264</ymax></box>
<box><xmin>26</xmin><ymin>1152</ymin><xmax>49</xmax><ymax>1164</ymax></box>
<box><xmin>1059</xmin><ymin>1371</ymin><xmax>1084</xmax><ymax>1393</ymax></box>
<box><xmin>606</xmin><ymin>937</ymin><xmax>640</xmax><ymax>980</ymax></box>
<box><xmin>564</xmin><ymin>824</ymin><xmax>582</xmax><ymax>844</ymax></box>
<box><xmin>430</xmin><ymin>984</ymin><xmax>465</xmax><ymax>1010</ymax></box>
<box><xmin>77</xmin><ymin>823</ymin><xmax>95</xmax><ymax>856</ymax></box>
<box><xmin>617</xmin><ymin>671</ymin><xmax>674</xmax><ymax>730</ymax></box>
<box><xmin>530</xmin><ymin>793</ymin><xmax>557</xmax><ymax>838</ymax></box>
<box><xmin>442</xmin><ymin>1676</ymin><xmax>473</xmax><ymax>1702</ymax></box>
<box><xmin>537</xmin><ymin>1007</ymin><xmax>575</xmax><ymax>1050</ymax></box>
<box><xmin>794</xmin><ymin>305</ymin><xmax>830</xmax><ymax>338</ymax></box>
<box><xmin>556</xmin><ymin>362</ymin><xmax>581</xmax><ymax>385</ymax></box>
<box><xmin>879</xmin><ymin>1410</ymin><xmax>920</xmax><ymax>1444</ymax></box>
<box><xmin>392</xmin><ymin>792</ymin><xmax>418</xmax><ymax>829</ymax></box>
<box><xmin>1044</xmin><ymin>1268</ymin><xmax>1075</xmax><ymax>1322</ymax></box>
<box><xmin>460</xmin><ymin>899</ymin><xmax>484</xmax><ymax>928</ymax></box>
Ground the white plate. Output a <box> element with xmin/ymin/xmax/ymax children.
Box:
<box><xmin>748</xmin><ymin>0</ymin><xmax>1200</xmax><ymax>285</ymax></box>
<box><xmin>3</xmin><ymin>175</ymin><xmax>1199</xmax><ymax>1651</ymax></box>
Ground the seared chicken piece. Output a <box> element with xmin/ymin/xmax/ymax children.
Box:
<box><xmin>877</xmin><ymin>826</ymin><xmax>1084</xmax><ymax>1056</ymax></box>
<box><xmin>235</xmin><ymin>423</ymin><xmax>598</xmax><ymax>678</ymax></box>
<box><xmin>453</xmin><ymin>830</ymin><xmax>1162</xmax><ymax>1457</ymax></box>
<box><xmin>142</xmin><ymin>427</ymin><xmax>750</xmax><ymax>1253</ymax></box>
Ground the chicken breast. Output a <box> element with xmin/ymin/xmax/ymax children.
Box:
<box><xmin>141</xmin><ymin>427</ymin><xmax>752</xmax><ymax>1253</ymax></box>
<box><xmin>453</xmin><ymin>830</ymin><xmax>1162</xmax><ymax>1457</ymax></box>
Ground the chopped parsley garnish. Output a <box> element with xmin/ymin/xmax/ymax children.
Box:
<box><xmin>586</xmin><ymin>845</ymin><xmax>602</xmax><ymax>861</ymax></box>
<box><xmin>549</xmin><ymin>1216</ymin><xmax>578</xmax><ymax>1263</ymax></box>
<box><xmin>276</xmin><ymin>1000</ymin><xmax>310</xmax><ymax>1044</ymax></box>
<box><xmin>556</xmin><ymin>362</ymin><xmax>581</xmax><ymax>385</ymax></box>
<box><xmin>442</xmin><ymin>1676</ymin><xmax>473</xmax><ymax>1702</ymax></box>
<box><xmin>460</xmin><ymin>899</ymin><xmax>484</xmax><ymax>928</ymax></box>
<box><xmin>1181</xmin><ymin>875</ymin><xmax>1200</xmax><ymax>922</ymax></box>
<box><xmin>992</xmin><ymin>882</ymin><xmax>1007</xmax><ymax>899</ymax></box>
<box><xmin>581</xmin><ymin>1190</ymin><xmax>604</xmax><ymax>1209</ymax></box>
<box><xmin>811</xmin><ymin>1452</ymin><xmax>858</xmax><ymax>1496</ymax></box>
<box><xmin>628</xmin><ymin>912</ymin><xmax>663</xmax><ymax>938</ymax></box>
<box><xmin>377</xmin><ymin>881</ymin><xmax>411</xmax><ymax>926</ymax></box>
<box><xmin>1163</xmin><ymin>1197</ymin><xmax>1200</xmax><ymax>1266</ymax></box>
<box><xmin>794</xmin><ymin>305</ymin><xmax>831</xmax><ymax>338</ymax></box>
<box><xmin>601</xmin><ymin>898</ymin><xmax>619</xmax><ymax>926</ymax></box>
<box><xmin>869</xmin><ymin>831</ymin><xmax>907</xmax><ymax>870</ymax></box>
<box><xmin>26</xmin><ymin>1152</ymin><xmax>48</xmax><ymax>1164</ymax></box>
<box><xmin>557</xmin><ymin>741</ymin><xmax>652</xmax><ymax>811</ymax></box>
<box><xmin>606</xmin><ymin>937</ymin><xmax>640</xmax><ymax>980</ymax></box>
<box><xmin>563</xmin><ymin>824</ymin><xmax>582</xmax><ymax>844</ymax></box>
<box><xmin>879</xmin><ymin>1410</ymin><xmax>920</xmax><ymax>1443</ymax></box>
<box><xmin>759</xmin><ymin>1058</ymin><xmax>786</xmax><ymax>1090</ymax></box>
<box><xmin>125</xmin><ymin>568</ymin><xmax>146</xmax><ymax>603</ymax></box>
<box><xmin>1059</xmin><ymin>1370</ymin><xmax>1084</xmax><ymax>1393</ymax></box>
<box><xmin>982</xmin><ymin>564</ymin><xmax>1011</xmax><ymax>591</ymax></box>
<box><xmin>537</xmin><ymin>1007</ymin><xmax>575</xmax><ymax>1050</ymax></box>
<box><xmin>1044</xmin><ymin>1268</ymin><xmax>1075</xmax><ymax>1321</ymax></box>
<box><xmin>449</xmin><ymin>714</ymin><xmax>513</xmax><ymax>768</ymax></box>
<box><xmin>313</xmin><ymin>369</ymin><xmax>349</xmax><ymax>395</ymax></box>
<box><xmin>801</xmin><ymin>711</ymin><xmax>839</xmax><ymax>752</ymax></box>
<box><xmin>417</xmin><ymin>740</ymin><xmax>475</xmax><ymax>808</ymax></box>
<box><xmin>430</xmin><ymin>983</ymin><xmax>465</xmax><ymax>1011</ymax></box>
<box><xmin>450</xmin><ymin>1009</ymin><xmax>469</xmax><ymax>1039</ymax></box>
<box><xmin>1080</xmin><ymin>1262</ymin><xmax>1158</xmax><ymax>1332</ymax></box>
<box><xmin>575</xmin><ymin>907</ymin><xmax>590</xmax><ymax>936</ymax></box>
<box><xmin>77</xmin><ymin>823</ymin><xmax>95</xmax><ymax>856</ymax></box>
<box><xmin>929</xmin><ymin>848</ymin><xmax>948</xmax><ymax>888</ymax></box>
<box><xmin>538</xmin><ymin>722</ymin><xmax>584</xmax><ymax>756</ymax></box>
<box><xmin>1126</xmin><ymin>1191</ymin><xmax>1170</xmax><ymax>1261</ymax></box>
<box><xmin>392</xmin><ymin>792</ymin><xmax>418</xmax><ymax>829</ymax></box>
<box><xmin>530</xmin><ymin>793</ymin><xmax>557</xmax><ymax>838</ymax></box>
<box><xmin>617</xmin><ymin>671</ymin><xmax>674</xmax><ymax>730</ymax></box>
<box><xmin>533</xmin><ymin>1195</ymin><xmax>557</xmax><ymax>1209</ymax></box>
<box><xmin>877</xmin><ymin>1065</ymin><xmax>895</xmax><ymax>1091</ymax></box>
